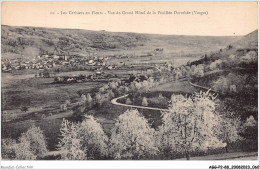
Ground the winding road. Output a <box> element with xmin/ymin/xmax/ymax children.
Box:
<box><xmin>111</xmin><ymin>94</ymin><xmax>168</xmax><ymax>111</ymax></box>
<box><xmin>110</xmin><ymin>80</ymin><xmax>217</xmax><ymax>111</ymax></box>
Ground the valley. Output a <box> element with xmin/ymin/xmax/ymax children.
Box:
<box><xmin>1</xmin><ymin>25</ymin><xmax>258</xmax><ymax>160</ymax></box>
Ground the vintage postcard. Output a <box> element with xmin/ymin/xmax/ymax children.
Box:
<box><xmin>1</xmin><ymin>1</ymin><xmax>259</xmax><ymax>169</ymax></box>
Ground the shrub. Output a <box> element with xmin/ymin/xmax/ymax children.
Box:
<box><xmin>80</xmin><ymin>94</ymin><xmax>86</xmax><ymax>103</ymax></box>
<box><xmin>141</xmin><ymin>97</ymin><xmax>148</xmax><ymax>107</ymax></box>
<box><xmin>86</xmin><ymin>93</ymin><xmax>92</xmax><ymax>103</ymax></box>
<box><xmin>125</xmin><ymin>98</ymin><xmax>132</xmax><ymax>105</ymax></box>
<box><xmin>94</xmin><ymin>93</ymin><xmax>102</xmax><ymax>106</ymax></box>
<box><xmin>243</xmin><ymin>115</ymin><xmax>257</xmax><ymax>128</ymax></box>
<box><xmin>212</xmin><ymin>76</ymin><xmax>229</xmax><ymax>93</ymax></box>
<box><xmin>241</xmin><ymin>116</ymin><xmax>258</xmax><ymax>151</ymax></box>
<box><xmin>86</xmin><ymin>93</ymin><xmax>93</xmax><ymax>108</ymax></box>
<box><xmin>192</xmin><ymin>64</ymin><xmax>204</xmax><ymax>77</ymax></box>
<box><xmin>60</xmin><ymin>104</ymin><xmax>67</xmax><ymax>111</ymax></box>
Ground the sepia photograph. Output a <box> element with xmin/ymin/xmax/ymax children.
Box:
<box><xmin>0</xmin><ymin>1</ymin><xmax>259</xmax><ymax>169</ymax></box>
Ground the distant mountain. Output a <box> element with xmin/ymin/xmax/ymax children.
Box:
<box><xmin>1</xmin><ymin>25</ymin><xmax>241</xmax><ymax>59</ymax></box>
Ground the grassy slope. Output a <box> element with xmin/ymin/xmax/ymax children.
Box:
<box><xmin>1</xmin><ymin>75</ymin><xmax>106</xmax><ymax>110</ymax></box>
<box><xmin>231</xmin><ymin>30</ymin><xmax>258</xmax><ymax>50</ymax></box>
<box><xmin>1</xmin><ymin>25</ymin><xmax>241</xmax><ymax>59</ymax></box>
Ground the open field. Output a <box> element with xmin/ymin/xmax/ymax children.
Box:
<box><xmin>150</xmin><ymin>79</ymin><xmax>197</xmax><ymax>93</ymax></box>
<box><xmin>1</xmin><ymin>74</ymin><xmax>106</xmax><ymax>110</ymax></box>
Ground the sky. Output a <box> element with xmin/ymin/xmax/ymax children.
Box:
<box><xmin>1</xmin><ymin>1</ymin><xmax>258</xmax><ymax>36</ymax></box>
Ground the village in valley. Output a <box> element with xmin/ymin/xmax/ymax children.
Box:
<box><xmin>1</xmin><ymin>48</ymin><xmax>175</xmax><ymax>84</ymax></box>
<box><xmin>2</xmin><ymin>53</ymin><xmax>113</xmax><ymax>76</ymax></box>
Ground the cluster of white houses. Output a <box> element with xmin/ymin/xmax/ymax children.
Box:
<box><xmin>2</xmin><ymin>54</ymin><xmax>113</xmax><ymax>72</ymax></box>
